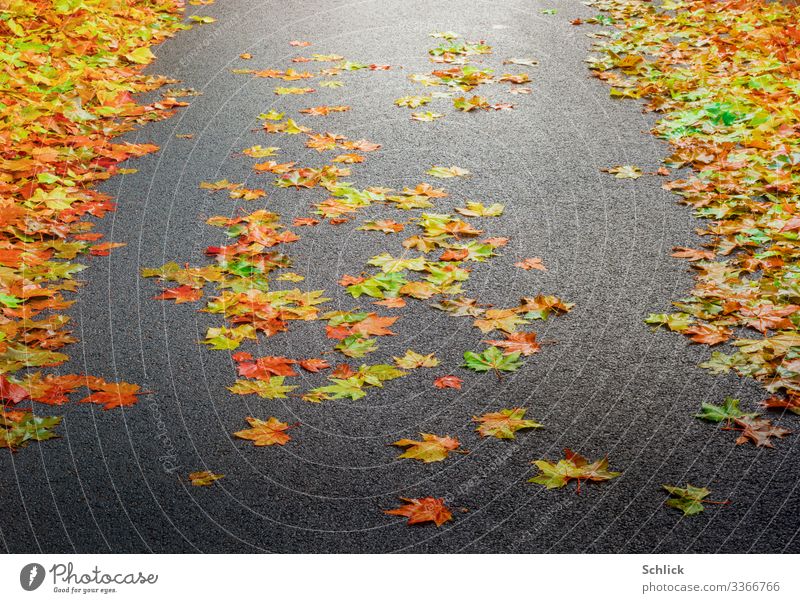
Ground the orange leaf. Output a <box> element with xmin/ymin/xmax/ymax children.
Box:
<box><xmin>433</xmin><ymin>375</ymin><xmax>463</xmax><ymax>390</ymax></box>
<box><xmin>385</xmin><ymin>497</ymin><xmax>453</xmax><ymax>526</ymax></box>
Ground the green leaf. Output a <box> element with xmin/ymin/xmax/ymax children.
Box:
<box><xmin>0</xmin><ymin>293</ymin><xmax>22</xmax><ymax>308</ymax></box>
<box><xmin>695</xmin><ymin>397</ymin><xmax>756</xmax><ymax>424</ymax></box>
<box><xmin>644</xmin><ymin>312</ymin><xmax>692</xmax><ymax>332</ymax></box>
<box><xmin>663</xmin><ymin>484</ymin><xmax>714</xmax><ymax>516</ymax></box>
<box><xmin>308</xmin><ymin>377</ymin><xmax>367</xmax><ymax>401</ymax></box>
<box><xmin>1</xmin><ymin>413</ymin><xmax>62</xmax><ymax>449</ymax></box>
<box><xmin>335</xmin><ymin>335</ymin><xmax>378</xmax><ymax>358</ymax></box>
<box><xmin>463</xmin><ymin>347</ymin><xmax>522</xmax><ymax>373</ymax></box>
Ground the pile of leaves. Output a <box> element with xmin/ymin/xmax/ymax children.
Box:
<box><xmin>0</xmin><ymin>1</ymin><xmax>190</xmax><ymax>448</ymax></box>
<box><xmin>584</xmin><ymin>0</ymin><xmax>800</xmax><ymax>442</ymax></box>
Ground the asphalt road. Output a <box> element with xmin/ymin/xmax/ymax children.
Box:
<box><xmin>2</xmin><ymin>0</ymin><xmax>799</xmax><ymax>554</ymax></box>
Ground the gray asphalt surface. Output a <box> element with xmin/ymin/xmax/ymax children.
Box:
<box><xmin>2</xmin><ymin>0</ymin><xmax>800</xmax><ymax>554</ymax></box>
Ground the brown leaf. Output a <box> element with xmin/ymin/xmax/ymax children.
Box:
<box><xmin>515</xmin><ymin>257</ymin><xmax>547</xmax><ymax>271</ymax></box>
<box><xmin>733</xmin><ymin>417</ymin><xmax>791</xmax><ymax>448</ymax></box>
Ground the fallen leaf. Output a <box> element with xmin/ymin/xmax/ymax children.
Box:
<box><xmin>233</xmin><ymin>416</ymin><xmax>292</xmax><ymax>446</ymax></box>
<box><xmin>384</xmin><ymin>497</ymin><xmax>453</xmax><ymax>526</ymax></box>
<box><xmin>529</xmin><ymin>449</ymin><xmax>620</xmax><ymax>491</ymax></box>
<box><xmin>473</xmin><ymin>407</ymin><xmax>542</xmax><ymax>439</ymax></box>
<box><xmin>426</xmin><ymin>165</ymin><xmax>471</xmax><ymax>178</ymax></box>
<box><xmin>433</xmin><ymin>375</ymin><xmax>463</xmax><ymax>389</ymax></box>
<box><xmin>602</xmin><ymin>165</ymin><xmax>643</xmax><ymax>179</ymax></box>
<box><xmin>393</xmin><ymin>433</ymin><xmax>463</xmax><ymax>462</ymax></box>
<box><xmin>515</xmin><ymin>257</ymin><xmax>546</xmax><ymax>271</ymax></box>
<box><xmin>189</xmin><ymin>471</ymin><xmax>224</xmax><ymax>486</ymax></box>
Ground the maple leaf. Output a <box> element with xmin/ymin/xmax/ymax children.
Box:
<box><xmin>440</xmin><ymin>248</ymin><xmax>469</xmax><ymax>261</ymax></box>
<box><xmin>359</xmin><ymin>220</ymin><xmax>404</xmax><ymax>234</ymax></box>
<box><xmin>394</xmin><ymin>350</ymin><xmax>440</xmax><ymax>369</ymax></box>
<box><xmin>426</xmin><ymin>165</ymin><xmax>471</xmax><ymax>178</ymax></box>
<box><xmin>483</xmin><ymin>332</ymin><xmax>541</xmax><ymax>356</ymax></box>
<box><xmin>499</xmin><ymin>73</ymin><xmax>531</xmax><ymax>84</ymax></box>
<box><xmin>335</xmin><ymin>335</ymin><xmax>378</xmax><ymax>358</ymax></box>
<box><xmin>395</xmin><ymin>96</ymin><xmax>431</xmax><ymax>108</ymax></box>
<box><xmin>602</xmin><ymin>165</ymin><xmax>643</xmax><ymax>179</ymax></box>
<box><xmin>398</xmin><ymin>281</ymin><xmax>437</xmax><ymax>299</ymax></box>
<box><xmin>406</xmin><ymin>183</ymin><xmax>448</xmax><ymax>198</ymax></box>
<box><xmin>200</xmin><ymin>179</ymin><xmax>241</xmax><ymax>191</ymax></box>
<box><xmin>473</xmin><ymin>408</ymin><xmax>542</xmax><ymax>439</ymax></box>
<box><xmin>732</xmin><ymin>417</ymin><xmax>791</xmax><ymax>448</ymax></box>
<box><xmin>243</xmin><ymin>145</ymin><xmax>279</xmax><ymax>158</ymax></box>
<box><xmin>236</xmin><ymin>356</ymin><xmax>297</xmax><ymax>378</ymax></box>
<box><xmin>189</xmin><ymin>471</ymin><xmax>224</xmax><ymax>486</ymax></box>
<box><xmin>473</xmin><ymin>309</ymin><xmax>529</xmax><ymax>334</ymax></box>
<box><xmin>529</xmin><ymin>449</ymin><xmax>621</xmax><ymax>491</ymax></box>
<box><xmin>254</xmin><ymin>161</ymin><xmax>296</xmax><ymax>173</ymax></box>
<box><xmin>503</xmin><ymin>58</ymin><xmax>539</xmax><ymax>66</ymax></box>
<box><xmin>431</xmin><ymin>297</ymin><xmax>485</xmax><ymax>317</ymax></box>
<box><xmin>81</xmin><ymin>382</ymin><xmax>140</xmax><ymax>410</ymax></box>
<box><xmin>343</xmin><ymin>139</ymin><xmax>381</xmax><ymax>152</ymax></box>
<box><xmin>515</xmin><ymin>257</ymin><xmax>546</xmax><ymax>271</ymax></box>
<box><xmin>695</xmin><ymin>397</ymin><xmax>756</xmax><ymax>425</ymax></box>
<box><xmin>455</xmin><ymin>202</ymin><xmax>504</xmax><ymax>217</ymax></box>
<box><xmin>0</xmin><ymin>375</ymin><xmax>30</xmax><ymax>404</ymax></box>
<box><xmin>1</xmin><ymin>412</ymin><xmax>62</xmax><ymax>450</ymax></box>
<box><xmin>154</xmin><ymin>285</ymin><xmax>202</xmax><ymax>304</ymax></box>
<box><xmin>683</xmin><ymin>324</ymin><xmax>731</xmax><ymax>345</ymax></box>
<box><xmin>371</xmin><ymin>300</ymin><xmax>402</xmax><ymax>312</ymax></box>
<box><xmin>663</xmin><ymin>484</ymin><xmax>728</xmax><ymax>516</ymax></box>
<box><xmin>434</xmin><ymin>375</ymin><xmax>463</xmax><ymax>389</ymax></box>
<box><xmin>411</xmin><ymin>111</ymin><xmax>444</xmax><ymax>122</ymax></box>
<box><xmin>464</xmin><ymin>347</ymin><xmax>523</xmax><ymax>374</ymax></box>
<box><xmin>300</xmin><ymin>105</ymin><xmax>350</xmax><ymax>116</ymax></box>
<box><xmin>274</xmin><ymin>87</ymin><xmax>315</xmax><ymax>95</ymax></box>
<box><xmin>234</xmin><ymin>417</ymin><xmax>292</xmax><ymax>446</ymax></box>
<box><xmin>453</xmin><ymin>95</ymin><xmax>489</xmax><ymax>111</ymax></box>
<box><xmin>229</xmin><ymin>188</ymin><xmax>266</xmax><ymax>201</ymax></box>
<box><xmin>671</xmin><ymin>246</ymin><xmax>714</xmax><ymax>262</ymax></box>
<box><xmin>260</xmin><ymin>110</ymin><xmax>285</xmax><ymax>121</ymax></box>
<box><xmin>299</xmin><ymin>358</ymin><xmax>330</xmax><ymax>372</ymax></box>
<box><xmin>384</xmin><ymin>497</ymin><xmax>453</xmax><ymax>526</ymax></box>
<box><xmin>333</xmin><ymin>153</ymin><xmax>365</xmax><ymax>164</ymax></box>
<box><xmin>644</xmin><ymin>313</ymin><xmax>692</xmax><ymax>332</ymax></box>
<box><xmin>289</xmin><ymin>40</ymin><xmax>312</xmax><ymax>47</ymax></box>
<box><xmin>393</xmin><ymin>433</ymin><xmax>463</xmax><ymax>463</ymax></box>
<box><xmin>739</xmin><ymin>303</ymin><xmax>799</xmax><ymax>334</ymax></box>
<box><xmin>349</xmin><ymin>314</ymin><xmax>399</xmax><ymax>337</ymax></box>
<box><xmin>228</xmin><ymin>377</ymin><xmax>297</xmax><ymax>399</ymax></box>
<box><xmin>90</xmin><ymin>242</ymin><xmax>126</xmax><ymax>256</ymax></box>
